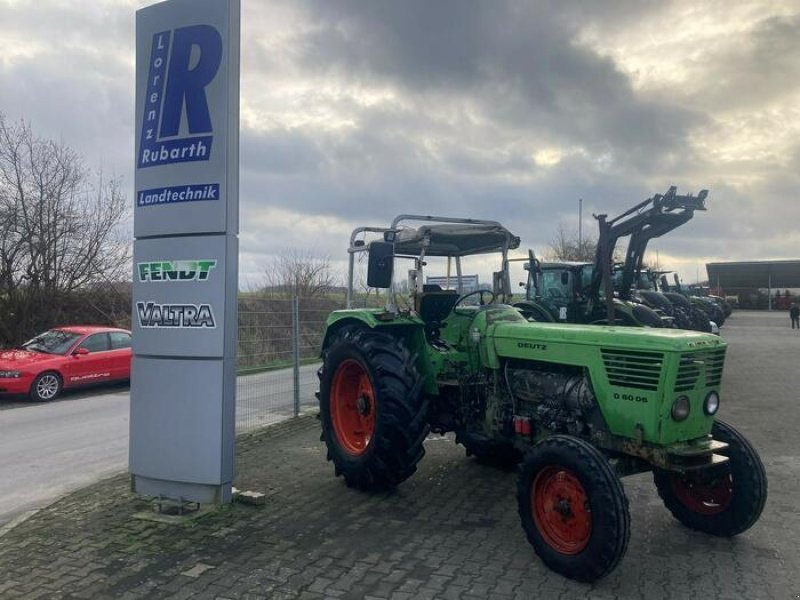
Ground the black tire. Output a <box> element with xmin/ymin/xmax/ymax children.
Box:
<box><xmin>513</xmin><ymin>302</ymin><xmax>555</xmax><ymax>322</ymax></box>
<box><xmin>456</xmin><ymin>430</ymin><xmax>521</xmax><ymax>468</ymax></box>
<box><xmin>318</xmin><ymin>328</ymin><xmax>428</xmax><ymax>491</ymax></box>
<box><xmin>589</xmin><ymin>313</ymin><xmax>637</xmax><ymax>327</ymax></box>
<box><xmin>517</xmin><ymin>435</ymin><xmax>630</xmax><ymax>582</ymax></box>
<box><xmin>653</xmin><ymin>419</ymin><xmax>767</xmax><ymax>537</ymax></box>
<box><xmin>672</xmin><ymin>307</ymin><xmax>694</xmax><ymax>330</ymax></box>
<box><xmin>689</xmin><ymin>306</ymin><xmax>712</xmax><ymax>332</ymax></box>
<box><xmin>29</xmin><ymin>371</ymin><xmax>62</xmax><ymax>402</ymax></box>
<box><xmin>711</xmin><ymin>305</ymin><xmax>726</xmax><ymax>327</ymax></box>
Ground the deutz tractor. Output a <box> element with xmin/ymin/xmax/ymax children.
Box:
<box><xmin>317</xmin><ymin>215</ymin><xmax>766</xmax><ymax>582</ymax></box>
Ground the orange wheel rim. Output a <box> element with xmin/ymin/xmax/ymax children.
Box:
<box><xmin>330</xmin><ymin>359</ymin><xmax>376</xmax><ymax>456</ymax></box>
<box><xmin>532</xmin><ymin>466</ymin><xmax>592</xmax><ymax>554</ymax></box>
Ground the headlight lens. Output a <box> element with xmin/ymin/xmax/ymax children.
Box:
<box><xmin>704</xmin><ymin>391</ymin><xmax>720</xmax><ymax>415</ymax></box>
<box><xmin>0</xmin><ymin>370</ymin><xmax>21</xmax><ymax>378</ymax></box>
<box><xmin>671</xmin><ymin>395</ymin><xmax>691</xmax><ymax>421</ymax></box>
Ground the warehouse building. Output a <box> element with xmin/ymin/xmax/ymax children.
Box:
<box><xmin>706</xmin><ymin>260</ymin><xmax>800</xmax><ymax>310</ymax></box>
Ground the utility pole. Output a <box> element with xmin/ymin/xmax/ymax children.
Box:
<box><xmin>578</xmin><ymin>198</ymin><xmax>583</xmax><ymax>252</ymax></box>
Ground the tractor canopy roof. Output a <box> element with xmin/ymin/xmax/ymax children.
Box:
<box><xmin>541</xmin><ymin>261</ymin><xmax>593</xmax><ymax>269</ymax></box>
<box><xmin>393</xmin><ymin>223</ymin><xmax>520</xmax><ymax>257</ymax></box>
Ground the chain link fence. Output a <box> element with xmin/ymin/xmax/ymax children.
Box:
<box><xmin>235</xmin><ymin>295</ymin><xmax>345</xmax><ymax>433</ymax></box>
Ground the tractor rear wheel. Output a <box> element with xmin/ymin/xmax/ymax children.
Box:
<box><xmin>513</xmin><ymin>302</ymin><xmax>555</xmax><ymax>323</ymax></box>
<box><xmin>318</xmin><ymin>328</ymin><xmax>428</xmax><ymax>491</ymax></box>
<box><xmin>653</xmin><ymin>419</ymin><xmax>767</xmax><ymax>536</ymax></box>
<box><xmin>517</xmin><ymin>435</ymin><xmax>630</xmax><ymax>582</ymax></box>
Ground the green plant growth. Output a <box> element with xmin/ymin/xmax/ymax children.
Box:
<box><xmin>316</xmin><ymin>215</ymin><xmax>766</xmax><ymax>582</ymax></box>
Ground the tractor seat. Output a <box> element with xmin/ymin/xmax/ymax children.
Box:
<box><xmin>418</xmin><ymin>290</ymin><xmax>460</xmax><ymax>323</ymax></box>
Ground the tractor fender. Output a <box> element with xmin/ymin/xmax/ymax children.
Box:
<box><xmin>319</xmin><ymin>311</ymin><xmax>424</xmax><ymax>355</ymax></box>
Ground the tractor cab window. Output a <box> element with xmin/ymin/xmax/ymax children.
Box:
<box><xmin>637</xmin><ymin>272</ymin><xmax>654</xmax><ymax>290</ymax></box>
<box><xmin>580</xmin><ymin>266</ymin><xmax>594</xmax><ymax>292</ymax></box>
<box><xmin>542</xmin><ymin>270</ymin><xmax>571</xmax><ymax>300</ymax></box>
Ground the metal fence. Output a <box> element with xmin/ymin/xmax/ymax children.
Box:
<box><xmin>235</xmin><ymin>295</ymin><xmax>345</xmax><ymax>433</ymax></box>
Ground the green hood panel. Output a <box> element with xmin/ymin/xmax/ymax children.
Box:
<box><xmin>491</xmin><ymin>321</ymin><xmax>724</xmax><ymax>355</ymax></box>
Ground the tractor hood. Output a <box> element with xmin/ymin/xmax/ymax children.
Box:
<box><xmin>491</xmin><ymin>321</ymin><xmax>724</xmax><ymax>355</ymax></box>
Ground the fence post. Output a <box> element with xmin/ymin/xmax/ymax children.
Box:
<box><xmin>292</xmin><ymin>295</ymin><xmax>301</xmax><ymax>417</ymax></box>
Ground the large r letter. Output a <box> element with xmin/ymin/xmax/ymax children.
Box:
<box><xmin>160</xmin><ymin>24</ymin><xmax>222</xmax><ymax>137</ymax></box>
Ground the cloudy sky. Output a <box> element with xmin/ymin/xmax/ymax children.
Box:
<box><xmin>0</xmin><ymin>0</ymin><xmax>797</xmax><ymax>287</ymax></box>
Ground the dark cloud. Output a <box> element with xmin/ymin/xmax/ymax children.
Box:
<box><xmin>671</xmin><ymin>13</ymin><xmax>800</xmax><ymax>111</ymax></box>
<box><xmin>289</xmin><ymin>0</ymin><xmax>704</xmax><ymax>171</ymax></box>
<box><xmin>0</xmin><ymin>1</ymin><xmax>135</xmax><ymax>179</ymax></box>
<box><xmin>0</xmin><ymin>0</ymin><xmax>796</xmax><ymax>284</ymax></box>
<box><xmin>241</xmin><ymin>128</ymin><xmax>325</xmax><ymax>175</ymax></box>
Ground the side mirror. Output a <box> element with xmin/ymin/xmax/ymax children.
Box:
<box><xmin>73</xmin><ymin>347</ymin><xmax>90</xmax><ymax>356</ymax></box>
<box><xmin>560</xmin><ymin>272</ymin><xmax>570</xmax><ymax>286</ymax></box>
<box><xmin>367</xmin><ymin>241</ymin><xmax>394</xmax><ymax>289</ymax></box>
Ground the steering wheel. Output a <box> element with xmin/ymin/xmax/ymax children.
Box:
<box><xmin>453</xmin><ymin>289</ymin><xmax>496</xmax><ymax>313</ymax></box>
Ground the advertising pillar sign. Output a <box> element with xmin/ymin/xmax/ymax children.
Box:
<box><xmin>130</xmin><ymin>0</ymin><xmax>240</xmax><ymax>504</ymax></box>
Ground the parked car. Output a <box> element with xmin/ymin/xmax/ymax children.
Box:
<box><xmin>0</xmin><ymin>326</ymin><xmax>132</xmax><ymax>401</ymax></box>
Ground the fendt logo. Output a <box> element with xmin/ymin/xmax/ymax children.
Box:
<box><xmin>138</xmin><ymin>25</ymin><xmax>223</xmax><ymax>169</ymax></box>
<box><xmin>138</xmin><ymin>260</ymin><xmax>217</xmax><ymax>282</ymax></box>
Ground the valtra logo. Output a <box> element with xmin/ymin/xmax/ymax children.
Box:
<box><xmin>138</xmin><ymin>25</ymin><xmax>222</xmax><ymax>168</ymax></box>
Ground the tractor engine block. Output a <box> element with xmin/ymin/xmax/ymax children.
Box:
<box><xmin>504</xmin><ymin>361</ymin><xmax>596</xmax><ymax>435</ymax></box>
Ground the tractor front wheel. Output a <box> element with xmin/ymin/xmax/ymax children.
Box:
<box><xmin>517</xmin><ymin>435</ymin><xmax>630</xmax><ymax>582</ymax></box>
<box><xmin>653</xmin><ymin>419</ymin><xmax>767</xmax><ymax>536</ymax></box>
<box><xmin>318</xmin><ymin>328</ymin><xmax>428</xmax><ymax>491</ymax></box>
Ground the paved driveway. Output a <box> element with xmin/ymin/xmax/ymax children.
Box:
<box><xmin>0</xmin><ymin>311</ymin><xmax>796</xmax><ymax>599</ymax></box>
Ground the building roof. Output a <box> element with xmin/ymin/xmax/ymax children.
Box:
<box><xmin>706</xmin><ymin>260</ymin><xmax>800</xmax><ymax>288</ymax></box>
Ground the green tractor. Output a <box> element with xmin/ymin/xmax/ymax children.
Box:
<box><xmin>516</xmin><ymin>257</ymin><xmax>666</xmax><ymax>327</ymax></box>
<box><xmin>515</xmin><ymin>186</ymin><xmax>710</xmax><ymax>330</ymax></box>
<box><xmin>317</xmin><ymin>215</ymin><xmax>766</xmax><ymax>582</ymax></box>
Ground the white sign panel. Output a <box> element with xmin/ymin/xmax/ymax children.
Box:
<box><xmin>134</xmin><ymin>0</ymin><xmax>239</xmax><ymax>238</ymax></box>
<box><xmin>131</xmin><ymin>0</ymin><xmax>240</xmax><ymax>505</ymax></box>
<box><xmin>132</xmin><ymin>235</ymin><xmax>238</xmax><ymax>358</ymax></box>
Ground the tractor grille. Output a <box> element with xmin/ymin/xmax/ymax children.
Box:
<box><xmin>601</xmin><ymin>349</ymin><xmax>664</xmax><ymax>391</ymax></box>
<box><xmin>674</xmin><ymin>347</ymin><xmax>726</xmax><ymax>391</ymax></box>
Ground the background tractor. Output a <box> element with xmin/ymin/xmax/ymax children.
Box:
<box><xmin>317</xmin><ymin>214</ymin><xmax>766</xmax><ymax>582</ymax></box>
<box><xmin>515</xmin><ymin>187</ymin><xmax>715</xmax><ymax>332</ymax></box>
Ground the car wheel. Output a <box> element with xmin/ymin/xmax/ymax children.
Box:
<box><xmin>30</xmin><ymin>371</ymin><xmax>62</xmax><ymax>402</ymax></box>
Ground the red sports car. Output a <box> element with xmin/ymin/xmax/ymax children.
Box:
<box><xmin>0</xmin><ymin>326</ymin><xmax>132</xmax><ymax>401</ymax></box>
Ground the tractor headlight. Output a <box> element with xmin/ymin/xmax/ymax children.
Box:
<box><xmin>671</xmin><ymin>395</ymin><xmax>691</xmax><ymax>421</ymax></box>
<box><xmin>704</xmin><ymin>391</ymin><xmax>720</xmax><ymax>415</ymax></box>
<box><xmin>0</xmin><ymin>370</ymin><xmax>21</xmax><ymax>378</ymax></box>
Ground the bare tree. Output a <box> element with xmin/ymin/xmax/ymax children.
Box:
<box><xmin>0</xmin><ymin>114</ymin><xmax>130</xmax><ymax>344</ymax></box>
<box><xmin>261</xmin><ymin>249</ymin><xmax>339</xmax><ymax>298</ymax></box>
<box><xmin>545</xmin><ymin>224</ymin><xmax>597</xmax><ymax>262</ymax></box>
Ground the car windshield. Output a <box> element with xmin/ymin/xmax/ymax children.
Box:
<box><xmin>22</xmin><ymin>330</ymin><xmax>82</xmax><ymax>355</ymax></box>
